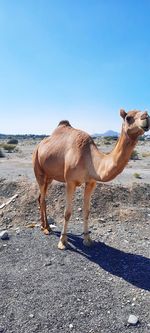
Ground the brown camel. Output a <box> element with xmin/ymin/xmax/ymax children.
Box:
<box><xmin>33</xmin><ymin>109</ymin><xmax>150</xmax><ymax>249</ymax></box>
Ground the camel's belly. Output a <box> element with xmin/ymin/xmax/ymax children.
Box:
<box><xmin>39</xmin><ymin>150</ymin><xmax>90</xmax><ymax>185</ymax></box>
<box><xmin>53</xmin><ymin>175</ymin><xmax>65</xmax><ymax>182</ymax></box>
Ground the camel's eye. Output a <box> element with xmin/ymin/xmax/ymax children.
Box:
<box><xmin>126</xmin><ymin>116</ymin><xmax>133</xmax><ymax>124</ymax></box>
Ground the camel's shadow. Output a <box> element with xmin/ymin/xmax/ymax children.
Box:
<box><xmin>54</xmin><ymin>231</ymin><xmax>150</xmax><ymax>291</ymax></box>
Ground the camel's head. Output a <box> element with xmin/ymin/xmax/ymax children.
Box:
<box><xmin>120</xmin><ymin>109</ymin><xmax>150</xmax><ymax>139</ymax></box>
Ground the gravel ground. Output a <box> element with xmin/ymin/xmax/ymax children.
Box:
<box><xmin>0</xmin><ymin>138</ymin><xmax>150</xmax><ymax>332</ymax></box>
<box><xmin>0</xmin><ymin>179</ymin><xmax>150</xmax><ymax>333</ymax></box>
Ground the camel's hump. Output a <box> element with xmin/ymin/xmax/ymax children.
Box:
<box><xmin>58</xmin><ymin>120</ymin><xmax>71</xmax><ymax>127</ymax></box>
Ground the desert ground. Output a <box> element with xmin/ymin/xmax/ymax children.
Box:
<box><xmin>0</xmin><ymin>137</ymin><xmax>150</xmax><ymax>333</ymax></box>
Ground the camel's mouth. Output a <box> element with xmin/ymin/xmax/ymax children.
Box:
<box><xmin>139</xmin><ymin>117</ymin><xmax>150</xmax><ymax>132</ymax></box>
<box><xmin>139</xmin><ymin>125</ymin><xmax>149</xmax><ymax>133</ymax></box>
<box><xmin>142</xmin><ymin>126</ymin><xmax>149</xmax><ymax>132</ymax></box>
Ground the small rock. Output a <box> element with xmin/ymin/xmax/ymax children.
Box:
<box><xmin>0</xmin><ymin>230</ymin><xmax>9</xmax><ymax>240</ymax></box>
<box><xmin>107</xmin><ymin>228</ymin><xmax>112</xmax><ymax>233</ymax></box>
<box><xmin>69</xmin><ymin>323</ymin><xmax>74</xmax><ymax>330</ymax></box>
<box><xmin>113</xmin><ymin>203</ymin><xmax>119</xmax><ymax>207</ymax></box>
<box><xmin>78</xmin><ymin>207</ymin><xmax>82</xmax><ymax>212</ymax></box>
<box><xmin>49</xmin><ymin>224</ymin><xmax>57</xmax><ymax>229</ymax></box>
<box><xmin>44</xmin><ymin>261</ymin><xmax>52</xmax><ymax>267</ymax></box>
<box><xmin>29</xmin><ymin>314</ymin><xmax>34</xmax><ymax>318</ymax></box>
<box><xmin>15</xmin><ymin>228</ymin><xmax>20</xmax><ymax>234</ymax></box>
<box><xmin>8</xmin><ymin>224</ymin><xmax>13</xmax><ymax>229</ymax></box>
<box><xmin>128</xmin><ymin>314</ymin><xmax>139</xmax><ymax>325</ymax></box>
<box><xmin>98</xmin><ymin>218</ymin><xmax>105</xmax><ymax>223</ymax></box>
<box><xmin>92</xmin><ymin>226</ymin><xmax>97</xmax><ymax>230</ymax></box>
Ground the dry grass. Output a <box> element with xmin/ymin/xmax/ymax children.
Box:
<box><xmin>142</xmin><ymin>152</ymin><xmax>150</xmax><ymax>158</ymax></box>
<box><xmin>1</xmin><ymin>143</ymin><xmax>16</xmax><ymax>152</ymax></box>
<box><xmin>0</xmin><ymin>148</ymin><xmax>5</xmax><ymax>157</ymax></box>
<box><xmin>133</xmin><ymin>172</ymin><xmax>141</xmax><ymax>179</ymax></box>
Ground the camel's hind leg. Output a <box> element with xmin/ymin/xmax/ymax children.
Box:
<box><xmin>83</xmin><ymin>181</ymin><xmax>96</xmax><ymax>246</ymax></box>
<box><xmin>58</xmin><ymin>182</ymin><xmax>76</xmax><ymax>250</ymax></box>
<box><xmin>38</xmin><ymin>179</ymin><xmax>52</xmax><ymax>235</ymax></box>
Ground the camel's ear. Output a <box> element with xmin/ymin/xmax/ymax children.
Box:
<box><xmin>120</xmin><ymin>109</ymin><xmax>127</xmax><ymax>120</ymax></box>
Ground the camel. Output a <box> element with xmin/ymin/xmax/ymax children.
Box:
<box><xmin>33</xmin><ymin>109</ymin><xmax>150</xmax><ymax>249</ymax></box>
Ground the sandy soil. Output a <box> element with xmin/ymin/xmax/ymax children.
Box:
<box><xmin>0</xmin><ymin>138</ymin><xmax>150</xmax><ymax>184</ymax></box>
<box><xmin>0</xmin><ymin>138</ymin><xmax>150</xmax><ymax>333</ymax></box>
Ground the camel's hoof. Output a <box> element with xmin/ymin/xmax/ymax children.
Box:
<box><xmin>58</xmin><ymin>235</ymin><xmax>68</xmax><ymax>250</ymax></box>
<box><xmin>58</xmin><ymin>240</ymin><xmax>67</xmax><ymax>250</ymax></box>
<box><xmin>83</xmin><ymin>237</ymin><xmax>93</xmax><ymax>247</ymax></box>
<box><xmin>43</xmin><ymin>228</ymin><xmax>51</xmax><ymax>235</ymax></box>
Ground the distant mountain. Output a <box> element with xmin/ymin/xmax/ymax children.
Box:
<box><xmin>92</xmin><ymin>130</ymin><xmax>119</xmax><ymax>138</ymax></box>
<box><xmin>101</xmin><ymin>130</ymin><xmax>119</xmax><ymax>137</ymax></box>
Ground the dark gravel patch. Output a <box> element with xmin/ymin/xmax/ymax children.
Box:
<box><xmin>0</xmin><ymin>179</ymin><xmax>150</xmax><ymax>332</ymax></box>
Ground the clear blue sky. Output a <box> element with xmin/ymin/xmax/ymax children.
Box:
<box><xmin>0</xmin><ymin>0</ymin><xmax>150</xmax><ymax>134</ymax></box>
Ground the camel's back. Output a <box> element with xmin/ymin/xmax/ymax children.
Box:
<box><xmin>36</xmin><ymin>121</ymin><xmax>96</xmax><ymax>182</ymax></box>
<box><xmin>38</xmin><ymin>122</ymin><xmax>94</xmax><ymax>159</ymax></box>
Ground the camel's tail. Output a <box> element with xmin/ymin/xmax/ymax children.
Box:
<box><xmin>32</xmin><ymin>146</ymin><xmax>45</xmax><ymax>185</ymax></box>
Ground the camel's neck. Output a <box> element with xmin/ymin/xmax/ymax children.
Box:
<box><xmin>92</xmin><ymin>127</ymin><xmax>138</xmax><ymax>182</ymax></box>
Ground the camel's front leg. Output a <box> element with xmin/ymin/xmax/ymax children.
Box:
<box><xmin>83</xmin><ymin>181</ymin><xmax>96</xmax><ymax>246</ymax></box>
<box><xmin>58</xmin><ymin>182</ymin><xmax>76</xmax><ymax>250</ymax></box>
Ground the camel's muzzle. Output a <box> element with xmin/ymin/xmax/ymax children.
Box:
<box><xmin>140</xmin><ymin>115</ymin><xmax>150</xmax><ymax>132</ymax></box>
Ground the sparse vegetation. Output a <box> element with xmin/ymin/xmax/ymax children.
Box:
<box><xmin>142</xmin><ymin>152</ymin><xmax>150</xmax><ymax>158</ymax></box>
<box><xmin>2</xmin><ymin>143</ymin><xmax>16</xmax><ymax>152</ymax></box>
<box><xmin>130</xmin><ymin>149</ymin><xmax>139</xmax><ymax>160</ymax></box>
<box><xmin>7</xmin><ymin>138</ymin><xmax>18</xmax><ymax>145</ymax></box>
<box><xmin>133</xmin><ymin>172</ymin><xmax>141</xmax><ymax>179</ymax></box>
<box><xmin>138</xmin><ymin>135</ymin><xmax>145</xmax><ymax>141</ymax></box>
<box><xmin>104</xmin><ymin>139</ymin><xmax>111</xmax><ymax>145</ymax></box>
<box><xmin>104</xmin><ymin>136</ymin><xmax>113</xmax><ymax>141</ymax></box>
<box><xmin>0</xmin><ymin>148</ymin><xmax>4</xmax><ymax>157</ymax></box>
